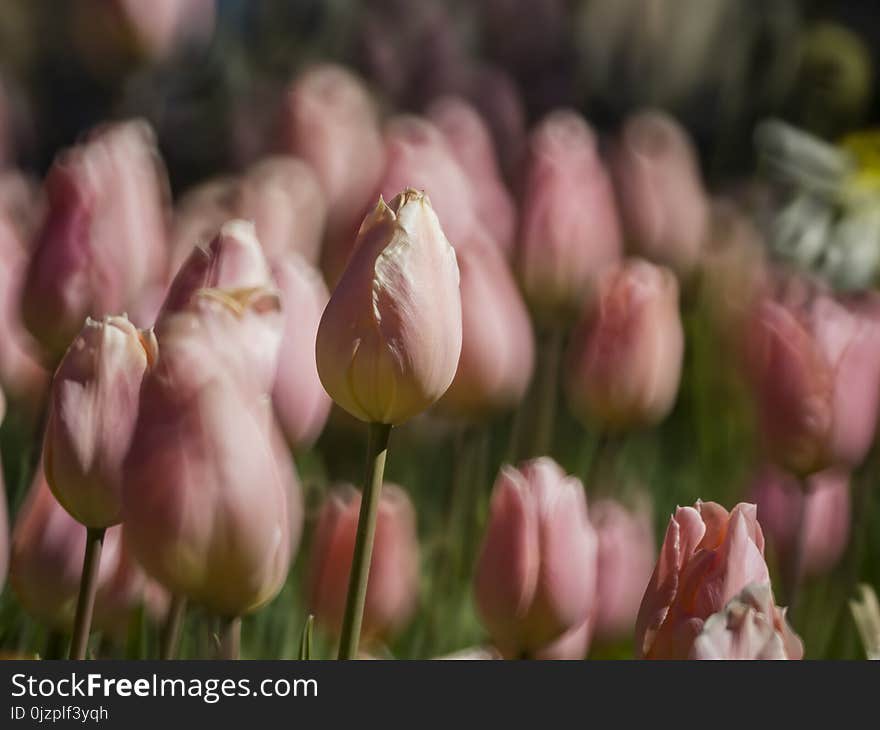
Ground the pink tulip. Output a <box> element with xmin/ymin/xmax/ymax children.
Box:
<box><xmin>474</xmin><ymin>458</ymin><xmax>599</xmax><ymax>657</ymax></box>
<box><xmin>316</xmin><ymin>189</ymin><xmax>462</xmax><ymax>424</ymax></box>
<box><xmin>437</xmin><ymin>232</ymin><xmax>534</xmax><ymax>418</ymax></box>
<box><xmin>21</xmin><ymin>120</ymin><xmax>170</xmax><ymax>361</ymax></box>
<box><xmin>307</xmin><ymin>484</ymin><xmax>419</xmax><ymax>641</ymax></box>
<box><xmin>565</xmin><ymin>258</ymin><xmax>684</xmax><ymax>431</ymax></box>
<box><xmin>237</xmin><ymin>155</ymin><xmax>327</xmax><ymax>266</ymax></box>
<box><xmin>122</xmin><ymin>286</ymin><xmax>291</xmax><ymax>617</ymax></box>
<box><xmin>10</xmin><ymin>470</ymin><xmax>165</xmax><ymax>636</ymax></box>
<box><xmin>428</xmin><ymin>96</ymin><xmax>516</xmax><ymax>257</ymax></box>
<box><xmin>745</xmin><ymin>277</ymin><xmax>880</xmax><ymax>475</ymax></box>
<box><xmin>44</xmin><ymin>315</ymin><xmax>157</xmax><ymax>528</ymax></box>
<box><xmin>750</xmin><ymin>466</ymin><xmax>850</xmax><ymax>578</ymax></box>
<box><xmin>278</xmin><ymin>65</ymin><xmax>385</xmax><ymax>286</ymax></box>
<box><xmin>591</xmin><ymin>498</ymin><xmax>657</xmax><ymax>640</ymax></box>
<box><xmin>611</xmin><ymin>110</ymin><xmax>709</xmax><ymax>276</ymax></box>
<box><xmin>635</xmin><ymin>501</ymin><xmax>771</xmax><ymax>659</ymax></box>
<box><xmin>168</xmin><ymin>176</ymin><xmax>239</xmax><ymax>276</ymax></box>
<box><xmin>690</xmin><ymin>583</ymin><xmax>803</xmax><ymax>660</ymax></box>
<box><xmin>516</xmin><ymin>110</ymin><xmax>623</xmax><ymax>324</ymax></box>
<box><xmin>272</xmin><ymin>255</ymin><xmax>332</xmax><ymax>449</ymax></box>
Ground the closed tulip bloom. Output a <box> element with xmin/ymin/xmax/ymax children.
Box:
<box><xmin>750</xmin><ymin>467</ymin><xmax>850</xmax><ymax>577</ymax></box>
<box><xmin>516</xmin><ymin>110</ymin><xmax>623</xmax><ymax>324</ymax></box>
<box><xmin>21</xmin><ymin>120</ymin><xmax>169</xmax><ymax>361</ymax></box>
<box><xmin>745</xmin><ymin>279</ymin><xmax>880</xmax><ymax>475</ymax></box>
<box><xmin>612</xmin><ymin>110</ymin><xmax>709</xmax><ymax>276</ymax></box>
<box><xmin>316</xmin><ymin>189</ymin><xmax>462</xmax><ymax>424</ymax></box>
<box><xmin>44</xmin><ymin>315</ymin><xmax>157</xmax><ymax>528</ymax></box>
<box><xmin>122</xmin><ymin>289</ymin><xmax>290</xmax><ymax>617</ymax></box>
<box><xmin>565</xmin><ymin>259</ymin><xmax>684</xmax><ymax>431</ymax></box>
<box><xmin>238</xmin><ymin>156</ymin><xmax>327</xmax><ymax>266</ymax></box>
<box><xmin>308</xmin><ymin>484</ymin><xmax>419</xmax><ymax>641</ymax></box>
<box><xmin>437</xmin><ymin>232</ymin><xmax>534</xmax><ymax>418</ymax></box>
<box><xmin>591</xmin><ymin>498</ymin><xmax>657</xmax><ymax>640</ymax></box>
<box><xmin>635</xmin><ymin>501</ymin><xmax>771</xmax><ymax>659</ymax></box>
<box><xmin>272</xmin><ymin>255</ymin><xmax>331</xmax><ymax>449</ymax></box>
<box><xmin>474</xmin><ymin>458</ymin><xmax>599</xmax><ymax>657</ymax></box>
<box><xmin>168</xmin><ymin>177</ymin><xmax>239</xmax><ymax>275</ymax></box>
<box><xmin>690</xmin><ymin>583</ymin><xmax>803</xmax><ymax>660</ymax></box>
<box><xmin>279</xmin><ymin>65</ymin><xmax>385</xmax><ymax>285</ymax></box>
<box><xmin>428</xmin><ymin>96</ymin><xmax>517</xmax><ymax>257</ymax></box>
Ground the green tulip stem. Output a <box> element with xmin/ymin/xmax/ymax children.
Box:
<box><xmin>337</xmin><ymin>421</ymin><xmax>393</xmax><ymax>660</ymax></box>
<box><xmin>218</xmin><ymin>616</ymin><xmax>241</xmax><ymax>660</ymax></box>
<box><xmin>160</xmin><ymin>595</ymin><xmax>187</xmax><ymax>659</ymax></box>
<box><xmin>784</xmin><ymin>478</ymin><xmax>811</xmax><ymax>621</ymax></box>
<box><xmin>69</xmin><ymin>527</ymin><xmax>106</xmax><ymax>660</ymax></box>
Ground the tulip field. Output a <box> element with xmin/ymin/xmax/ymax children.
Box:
<box><xmin>1</xmin><ymin>1</ymin><xmax>880</xmax><ymax>663</ymax></box>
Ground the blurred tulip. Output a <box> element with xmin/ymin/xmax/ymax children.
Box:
<box><xmin>308</xmin><ymin>484</ymin><xmax>419</xmax><ymax>641</ymax></box>
<box><xmin>428</xmin><ymin>96</ymin><xmax>516</xmax><ymax>257</ymax></box>
<box><xmin>635</xmin><ymin>501</ymin><xmax>770</xmax><ymax>659</ymax></box>
<box><xmin>10</xmin><ymin>471</ymin><xmax>164</xmax><ymax>636</ymax></box>
<box><xmin>168</xmin><ymin>176</ymin><xmax>239</xmax><ymax>275</ymax></box>
<box><xmin>122</xmin><ymin>287</ymin><xmax>290</xmax><ymax>617</ymax></box>
<box><xmin>21</xmin><ymin>120</ymin><xmax>170</xmax><ymax>362</ymax></box>
<box><xmin>316</xmin><ymin>189</ymin><xmax>462</xmax><ymax>424</ymax></box>
<box><xmin>44</xmin><ymin>315</ymin><xmax>157</xmax><ymax>529</ymax></box>
<box><xmin>237</xmin><ymin>156</ymin><xmax>327</xmax><ymax>266</ymax></box>
<box><xmin>516</xmin><ymin>110</ymin><xmax>623</xmax><ymax>324</ymax></box>
<box><xmin>272</xmin><ymin>255</ymin><xmax>331</xmax><ymax>450</ymax></box>
<box><xmin>690</xmin><ymin>583</ymin><xmax>803</xmax><ymax>660</ymax></box>
<box><xmin>278</xmin><ymin>65</ymin><xmax>385</xmax><ymax>286</ymax></box>
<box><xmin>437</xmin><ymin>233</ymin><xmax>534</xmax><ymax>418</ymax></box>
<box><xmin>612</xmin><ymin>111</ymin><xmax>709</xmax><ymax>276</ymax></box>
<box><xmin>750</xmin><ymin>467</ymin><xmax>850</xmax><ymax>578</ymax></box>
<box><xmin>565</xmin><ymin>259</ymin><xmax>684</xmax><ymax>432</ymax></box>
<box><xmin>745</xmin><ymin>278</ymin><xmax>880</xmax><ymax>475</ymax></box>
<box><xmin>474</xmin><ymin>458</ymin><xmax>599</xmax><ymax>657</ymax></box>
<box><xmin>591</xmin><ymin>498</ymin><xmax>657</xmax><ymax>640</ymax></box>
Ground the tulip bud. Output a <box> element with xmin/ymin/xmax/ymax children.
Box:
<box><xmin>237</xmin><ymin>156</ymin><xmax>327</xmax><ymax>266</ymax></box>
<box><xmin>745</xmin><ymin>278</ymin><xmax>880</xmax><ymax>475</ymax></box>
<box><xmin>307</xmin><ymin>484</ymin><xmax>419</xmax><ymax>641</ymax></box>
<box><xmin>612</xmin><ymin>110</ymin><xmax>709</xmax><ymax>276</ymax></box>
<box><xmin>591</xmin><ymin>498</ymin><xmax>657</xmax><ymax>640</ymax></box>
<box><xmin>636</xmin><ymin>501</ymin><xmax>771</xmax><ymax>659</ymax></box>
<box><xmin>168</xmin><ymin>177</ymin><xmax>239</xmax><ymax>275</ymax></box>
<box><xmin>316</xmin><ymin>189</ymin><xmax>462</xmax><ymax>424</ymax></box>
<box><xmin>516</xmin><ymin>110</ymin><xmax>623</xmax><ymax>324</ymax></box>
<box><xmin>278</xmin><ymin>65</ymin><xmax>385</xmax><ymax>285</ymax></box>
<box><xmin>474</xmin><ymin>458</ymin><xmax>599</xmax><ymax>657</ymax></box>
<box><xmin>21</xmin><ymin>120</ymin><xmax>170</xmax><ymax>361</ymax></box>
<box><xmin>750</xmin><ymin>467</ymin><xmax>850</xmax><ymax>577</ymax></box>
<box><xmin>428</xmin><ymin>96</ymin><xmax>517</xmax><ymax>257</ymax></box>
<box><xmin>272</xmin><ymin>255</ymin><xmax>332</xmax><ymax>449</ymax></box>
<box><xmin>565</xmin><ymin>259</ymin><xmax>684</xmax><ymax>432</ymax></box>
<box><xmin>437</xmin><ymin>233</ymin><xmax>534</xmax><ymax>418</ymax></box>
<box><xmin>44</xmin><ymin>315</ymin><xmax>157</xmax><ymax>528</ymax></box>
<box><xmin>690</xmin><ymin>583</ymin><xmax>803</xmax><ymax>660</ymax></box>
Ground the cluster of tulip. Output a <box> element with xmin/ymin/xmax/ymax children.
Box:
<box><xmin>1</xmin><ymin>58</ymin><xmax>880</xmax><ymax>662</ymax></box>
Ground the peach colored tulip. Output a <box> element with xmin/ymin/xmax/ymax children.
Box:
<box><xmin>272</xmin><ymin>255</ymin><xmax>331</xmax><ymax>449</ymax></box>
<box><xmin>565</xmin><ymin>258</ymin><xmax>684</xmax><ymax>431</ymax></box>
<box><xmin>437</xmin><ymin>232</ymin><xmax>534</xmax><ymax>418</ymax></box>
<box><xmin>516</xmin><ymin>110</ymin><xmax>623</xmax><ymax>324</ymax></box>
<box><xmin>690</xmin><ymin>583</ymin><xmax>803</xmax><ymax>660</ymax></box>
<box><xmin>591</xmin><ymin>498</ymin><xmax>657</xmax><ymax>640</ymax></box>
<box><xmin>44</xmin><ymin>315</ymin><xmax>157</xmax><ymax>528</ymax></box>
<box><xmin>316</xmin><ymin>189</ymin><xmax>462</xmax><ymax>424</ymax></box>
<box><xmin>308</xmin><ymin>484</ymin><xmax>419</xmax><ymax>641</ymax></box>
<box><xmin>750</xmin><ymin>466</ymin><xmax>850</xmax><ymax>577</ymax></box>
<box><xmin>237</xmin><ymin>156</ymin><xmax>327</xmax><ymax>266</ymax></box>
<box><xmin>474</xmin><ymin>458</ymin><xmax>599</xmax><ymax>657</ymax></box>
<box><xmin>635</xmin><ymin>501</ymin><xmax>770</xmax><ymax>659</ymax></box>
<box><xmin>428</xmin><ymin>96</ymin><xmax>516</xmax><ymax>257</ymax></box>
<box><xmin>10</xmin><ymin>471</ymin><xmax>165</xmax><ymax>635</ymax></box>
<box><xmin>612</xmin><ymin>110</ymin><xmax>709</xmax><ymax>276</ymax></box>
<box><xmin>745</xmin><ymin>278</ymin><xmax>880</xmax><ymax>475</ymax></box>
<box><xmin>21</xmin><ymin>120</ymin><xmax>170</xmax><ymax>361</ymax></box>
<box><xmin>122</xmin><ymin>288</ymin><xmax>290</xmax><ymax>617</ymax></box>
<box><xmin>278</xmin><ymin>65</ymin><xmax>385</xmax><ymax>286</ymax></box>
<box><xmin>168</xmin><ymin>176</ymin><xmax>239</xmax><ymax>275</ymax></box>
